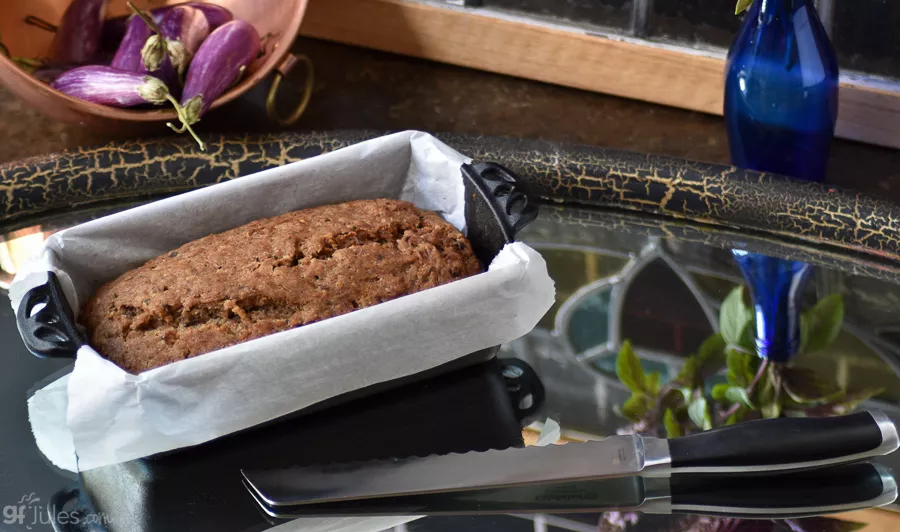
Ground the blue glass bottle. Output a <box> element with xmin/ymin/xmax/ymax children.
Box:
<box><xmin>725</xmin><ymin>0</ymin><xmax>838</xmax><ymax>362</ymax></box>
<box><xmin>725</xmin><ymin>0</ymin><xmax>839</xmax><ymax>182</ymax></box>
<box><xmin>732</xmin><ymin>250</ymin><xmax>812</xmax><ymax>361</ymax></box>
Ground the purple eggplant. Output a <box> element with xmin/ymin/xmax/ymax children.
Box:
<box><xmin>49</xmin><ymin>0</ymin><xmax>108</xmax><ymax>66</ymax></box>
<box><xmin>179</xmin><ymin>20</ymin><xmax>260</xmax><ymax>127</ymax></box>
<box><xmin>111</xmin><ymin>5</ymin><xmax>179</xmax><ymax>94</ymax></box>
<box><xmin>102</xmin><ymin>2</ymin><xmax>233</xmax><ymax>54</ymax></box>
<box><xmin>152</xmin><ymin>6</ymin><xmax>210</xmax><ymax>76</ymax></box>
<box><xmin>177</xmin><ymin>2</ymin><xmax>233</xmax><ymax>29</ymax></box>
<box><xmin>51</xmin><ymin>66</ymin><xmax>171</xmax><ymax>107</ymax></box>
<box><xmin>110</xmin><ymin>13</ymin><xmax>153</xmax><ymax>72</ymax></box>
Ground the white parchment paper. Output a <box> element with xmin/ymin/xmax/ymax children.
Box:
<box><xmin>17</xmin><ymin>131</ymin><xmax>555</xmax><ymax>471</ymax></box>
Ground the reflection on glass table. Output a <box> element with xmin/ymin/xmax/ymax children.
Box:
<box><xmin>501</xmin><ymin>205</ymin><xmax>900</xmax><ymax>531</ymax></box>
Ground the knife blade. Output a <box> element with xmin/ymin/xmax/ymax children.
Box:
<box><xmin>242</xmin><ymin>410</ymin><xmax>898</xmax><ymax>507</ymax></box>
<box><xmin>245</xmin><ymin>462</ymin><xmax>897</xmax><ymax>519</ymax></box>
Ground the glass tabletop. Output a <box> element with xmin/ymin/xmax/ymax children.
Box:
<box><xmin>1</xmin><ymin>199</ymin><xmax>898</xmax><ymax>532</ymax></box>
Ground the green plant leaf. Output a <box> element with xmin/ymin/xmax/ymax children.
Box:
<box><xmin>622</xmin><ymin>392</ymin><xmax>653</xmax><ymax>421</ymax></box>
<box><xmin>761</xmin><ymin>402</ymin><xmax>781</xmax><ymax>419</ymax></box>
<box><xmin>646</xmin><ymin>372</ymin><xmax>661</xmax><ymax>396</ymax></box>
<box><xmin>674</xmin><ymin>335</ymin><xmax>724</xmax><ymax>389</ymax></box>
<box><xmin>688</xmin><ymin>397</ymin><xmax>712</xmax><ymax>430</ymax></box>
<box><xmin>713</xmin><ymin>382</ymin><xmax>754</xmax><ymax>408</ymax></box>
<box><xmin>725</xmin><ymin>387</ymin><xmax>754</xmax><ymax>408</ymax></box>
<box><xmin>663</xmin><ymin>408</ymin><xmax>683</xmax><ymax>438</ymax></box>
<box><xmin>738</xmin><ymin>320</ymin><xmax>756</xmax><ymax>351</ymax></box>
<box><xmin>725</xmin><ymin>405</ymin><xmax>750</xmax><ymax>426</ymax></box>
<box><xmin>735</xmin><ymin>0</ymin><xmax>754</xmax><ymax>15</ymax></box>
<box><xmin>761</xmin><ymin>398</ymin><xmax>781</xmax><ymax>419</ymax></box>
<box><xmin>726</xmin><ymin>348</ymin><xmax>755</xmax><ymax>387</ymax></box>
<box><xmin>720</xmin><ymin>286</ymin><xmax>753</xmax><ymax>347</ymax></box>
<box><xmin>781</xmin><ymin>367</ymin><xmax>842</xmax><ymax>404</ymax></box>
<box><xmin>827</xmin><ymin>388</ymin><xmax>884</xmax><ymax>416</ymax></box>
<box><xmin>696</xmin><ymin>333</ymin><xmax>727</xmax><ymax>379</ymax></box>
<box><xmin>711</xmin><ymin>383</ymin><xmax>730</xmax><ymax>402</ymax></box>
<box><xmin>804</xmin><ymin>294</ymin><xmax>844</xmax><ymax>353</ymax></box>
<box><xmin>616</xmin><ymin>341</ymin><xmax>646</xmax><ymax>394</ymax></box>
<box><xmin>661</xmin><ymin>388</ymin><xmax>684</xmax><ymax>410</ymax></box>
<box><xmin>675</xmin><ymin>355</ymin><xmax>699</xmax><ymax>388</ymax></box>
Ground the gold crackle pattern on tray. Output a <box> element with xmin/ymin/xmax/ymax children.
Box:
<box><xmin>0</xmin><ymin>131</ymin><xmax>897</xmax><ymax>263</ymax></box>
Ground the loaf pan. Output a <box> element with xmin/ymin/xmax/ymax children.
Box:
<box><xmin>16</xmin><ymin>132</ymin><xmax>551</xmax><ymax>470</ymax></box>
<box><xmin>16</xmin><ymin>159</ymin><xmax>537</xmax><ymax>361</ymax></box>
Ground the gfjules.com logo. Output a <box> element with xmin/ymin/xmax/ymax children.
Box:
<box><xmin>3</xmin><ymin>493</ymin><xmax>112</xmax><ymax>530</ymax></box>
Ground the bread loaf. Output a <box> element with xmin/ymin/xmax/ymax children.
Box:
<box><xmin>81</xmin><ymin>199</ymin><xmax>482</xmax><ymax>373</ymax></box>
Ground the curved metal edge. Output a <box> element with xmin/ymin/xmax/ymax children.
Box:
<box><xmin>870</xmin><ymin>409</ymin><xmax>900</xmax><ymax>457</ymax></box>
<box><xmin>2</xmin><ymin>131</ymin><xmax>900</xmax><ymax>265</ymax></box>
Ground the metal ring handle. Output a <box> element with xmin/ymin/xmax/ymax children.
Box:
<box><xmin>266</xmin><ymin>53</ymin><xmax>314</xmax><ymax>127</ymax></box>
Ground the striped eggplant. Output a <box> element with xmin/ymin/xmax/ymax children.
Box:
<box><xmin>49</xmin><ymin>0</ymin><xmax>108</xmax><ymax>66</ymax></box>
<box><xmin>175</xmin><ymin>2</ymin><xmax>233</xmax><ymax>29</ymax></box>
<box><xmin>110</xmin><ymin>13</ymin><xmax>153</xmax><ymax>72</ymax></box>
<box><xmin>147</xmin><ymin>6</ymin><xmax>210</xmax><ymax>76</ymax></box>
<box><xmin>102</xmin><ymin>2</ymin><xmax>233</xmax><ymax>53</ymax></box>
<box><xmin>178</xmin><ymin>20</ymin><xmax>260</xmax><ymax>127</ymax></box>
<box><xmin>51</xmin><ymin>66</ymin><xmax>171</xmax><ymax>107</ymax></box>
<box><xmin>112</xmin><ymin>4</ymin><xmax>179</xmax><ymax>93</ymax></box>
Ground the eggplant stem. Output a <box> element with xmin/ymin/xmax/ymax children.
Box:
<box><xmin>24</xmin><ymin>15</ymin><xmax>58</xmax><ymax>33</ymax></box>
<box><xmin>164</xmin><ymin>94</ymin><xmax>205</xmax><ymax>151</ymax></box>
<box><xmin>13</xmin><ymin>57</ymin><xmax>45</xmax><ymax>72</ymax></box>
<box><xmin>127</xmin><ymin>2</ymin><xmax>164</xmax><ymax>35</ymax></box>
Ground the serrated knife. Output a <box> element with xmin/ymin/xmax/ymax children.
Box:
<box><xmin>244</xmin><ymin>462</ymin><xmax>897</xmax><ymax>519</ymax></box>
<box><xmin>242</xmin><ymin>410</ymin><xmax>898</xmax><ymax>508</ymax></box>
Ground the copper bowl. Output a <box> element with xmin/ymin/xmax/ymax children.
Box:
<box><xmin>0</xmin><ymin>0</ymin><xmax>309</xmax><ymax>131</ymax></box>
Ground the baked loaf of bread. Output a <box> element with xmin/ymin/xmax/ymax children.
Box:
<box><xmin>81</xmin><ymin>199</ymin><xmax>482</xmax><ymax>373</ymax></box>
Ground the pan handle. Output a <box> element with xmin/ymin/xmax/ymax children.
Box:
<box><xmin>266</xmin><ymin>53</ymin><xmax>315</xmax><ymax>127</ymax></box>
<box><xmin>462</xmin><ymin>162</ymin><xmax>539</xmax><ymax>243</ymax></box>
<box><xmin>16</xmin><ymin>271</ymin><xmax>83</xmax><ymax>359</ymax></box>
<box><xmin>501</xmin><ymin>359</ymin><xmax>545</xmax><ymax>422</ymax></box>
<box><xmin>49</xmin><ymin>484</ymin><xmax>109</xmax><ymax>532</ymax></box>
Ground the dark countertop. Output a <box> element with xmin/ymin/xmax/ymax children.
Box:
<box><xmin>1</xmin><ymin>37</ymin><xmax>899</xmax><ymax>201</ymax></box>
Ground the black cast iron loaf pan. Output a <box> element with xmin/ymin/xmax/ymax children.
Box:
<box><xmin>16</xmin><ymin>160</ymin><xmax>540</xmax><ymax>436</ymax></box>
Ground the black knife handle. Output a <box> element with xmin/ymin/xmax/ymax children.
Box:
<box><xmin>670</xmin><ymin>462</ymin><xmax>895</xmax><ymax>518</ymax></box>
<box><xmin>668</xmin><ymin>410</ymin><xmax>897</xmax><ymax>473</ymax></box>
